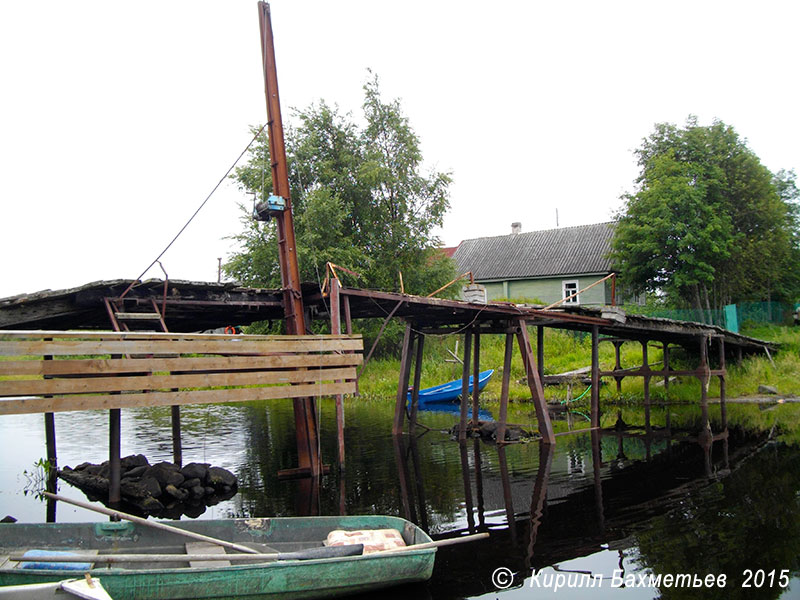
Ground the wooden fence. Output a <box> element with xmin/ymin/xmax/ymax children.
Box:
<box><xmin>0</xmin><ymin>331</ymin><xmax>363</xmax><ymax>415</ymax></box>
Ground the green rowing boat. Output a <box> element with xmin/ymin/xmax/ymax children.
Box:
<box><xmin>0</xmin><ymin>515</ymin><xmax>436</xmax><ymax>599</ymax></box>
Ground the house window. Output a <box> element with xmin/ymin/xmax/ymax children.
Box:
<box><xmin>562</xmin><ymin>280</ymin><xmax>579</xmax><ymax>305</ymax></box>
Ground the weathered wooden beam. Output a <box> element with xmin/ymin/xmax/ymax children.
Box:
<box><xmin>109</xmin><ymin>408</ymin><xmax>121</xmax><ymax>505</ymax></box>
<box><xmin>471</xmin><ymin>331</ymin><xmax>480</xmax><ymax>428</ymax></box>
<box><xmin>496</xmin><ymin>332</ymin><xmax>514</xmax><ymax>444</ymax></box>
<box><xmin>718</xmin><ymin>337</ymin><xmax>727</xmax><ymax>431</ymax></box>
<box><xmin>642</xmin><ymin>341</ymin><xmax>651</xmax><ymax>433</ymax></box>
<box><xmin>613</xmin><ymin>340</ymin><xmax>624</xmax><ymax>394</ymax></box>
<box><xmin>0</xmin><ymin>382</ymin><xmax>356</xmax><ymax>416</ymax></box>
<box><xmin>0</xmin><ymin>330</ymin><xmax>358</xmax><ymax>342</ymax></box>
<box><xmin>0</xmin><ymin>337</ymin><xmax>362</xmax><ymax>357</ymax></box>
<box><xmin>392</xmin><ymin>324</ymin><xmax>414</xmax><ymax>435</ymax></box>
<box><xmin>536</xmin><ymin>326</ymin><xmax>544</xmax><ymax>382</ymax></box>
<box><xmin>342</xmin><ymin>294</ymin><xmax>358</xmax><ymax>396</ymax></box>
<box><xmin>599</xmin><ymin>367</ymin><xmax>724</xmax><ymax>378</ymax></box>
<box><xmin>1</xmin><ymin>353</ymin><xmax>362</xmax><ymax>378</ymax></box>
<box><xmin>171</xmin><ymin>405</ymin><xmax>182</xmax><ymax>467</ymax></box>
<box><xmin>409</xmin><ymin>333</ymin><xmax>425</xmax><ymax>429</ymax></box>
<box><xmin>458</xmin><ymin>330</ymin><xmax>473</xmax><ymax>442</ymax></box>
<box><xmin>0</xmin><ymin>367</ymin><xmax>358</xmax><ymax>397</ymax></box>
<box><xmin>330</xmin><ymin>278</ymin><xmax>345</xmax><ymax>470</ymax></box>
<box><xmin>516</xmin><ymin>321</ymin><xmax>555</xmax><ymax>444</ymax></box>
<box><xmin>591</xmin><ymin>325</ymin><xmax>600</xmax><ymax>428</ymax></box>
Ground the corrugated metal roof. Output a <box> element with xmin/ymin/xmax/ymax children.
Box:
<box><xmin>452</xmin><ymin>222</ymin><xmax>615</xmax><ymax>280</ymax></box>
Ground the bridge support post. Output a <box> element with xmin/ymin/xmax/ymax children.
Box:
<box><xmin>409</xmin><ymin>332</ymin><xmax>425</xmax><ymax>430</ymax></box>
<box><xmin>516</xmin><ymin>320</ymin><xmax>555</xmax><ymax>444</ymax></box>
<box><xmin>43</xmin><ymin>347</ymin><xmax>58</xmax><ymax>522</ymax></box>
<box><xmin>642</xmin><ymin>341</ymin><xmax>651</xmax><ymax>433</ymax></box>
<box><xmin>536</xmin><ymin>326</ymin><xmax>544</xmax><ymax>382</ymax></box>
<box><xmin>171</xmin><ymin>406</ymin><xmax>182</xmax><ymax>467</ymax></box>
<box><xmin>471</xmin><ymin>330</ymin><xmax>481</xmax><ymax>427</ymax></box>
<box><xmin>496</xmin><ymin>329</ymin><xmax>515</xmax><ymax>444</ymax></box>
<box><xmin>109</xmin><ymin>408</ymin><xmax>121</xmax><ymax>506</ymax></box>
<box><xmin>591</xmin><ymin>325</ymin><xmax>600</xmax><ymax>428</ymax></box>
<box><xmin>392</xmin><ymin>323</ymin><xmax>415</xmax><ymax>435</ymax></box>
<box><xmin>330</xmin><ymin>278</ymin><xmax>345</xmax><ymax>469</ymax></box>
<box><xmin>698</xmin><ymin>335</ymin><xmax>712</xmax><ymax>443</ymax></box>
<box><xmin>718</xmin><ymin>337</ymin><xmax>727</xmax><ymax>431</ymax></box>
<box><xmin>342</xmin><ymin>294</ymin><xmax>357</xmax><ymax>396</ymax></box>
<box><xmin>613</xmin><ymin>340</ymin><xmax>624</xmax><ymax>393</ymax></box>
<box><xmin>458</xmin><ymin>330</ymin><xmax>473</xmax><ymax>441</ymax></box>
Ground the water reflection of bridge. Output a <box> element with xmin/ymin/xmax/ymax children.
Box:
<box><xmin>391</xmin><ymin>415</ymin><xmax>761</xmax><ymax>597</ymax></box>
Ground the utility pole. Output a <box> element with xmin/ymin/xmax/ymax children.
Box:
<box><xmin>255</xmin><ymin>1</ymin><xmax>321</xmax><ymax>479</ymax></box>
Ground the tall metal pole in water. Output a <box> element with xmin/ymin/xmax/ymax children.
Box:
<box><xmin>256</xmin><ymin>1</ymin><xmax>320</xmax><ymax>478</ymax></box>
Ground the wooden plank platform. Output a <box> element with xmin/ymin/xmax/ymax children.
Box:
<box><xmin>0</xmin><ymin>331</ymin><xmax>363</xmax><ymax>416</ymax></box>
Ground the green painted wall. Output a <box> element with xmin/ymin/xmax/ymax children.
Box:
<box><xmin>481</xmin><ymin>275</ymin><xmax>609</xmax><ymax>305</ymax></box>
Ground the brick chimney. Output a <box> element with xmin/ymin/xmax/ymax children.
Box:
<box><xmin>511</xmin><ymin>222</ymin><xmax>522</xmax><ymax>235</ymax></box>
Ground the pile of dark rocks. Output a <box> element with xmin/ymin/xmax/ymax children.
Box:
<box><xmin>59</xmin><ymin>454</ymin><xmax>237</xmax><ymax>518</ymax></box>
<box><xmin>449</xmin><ymin>420</ymin><xmax>534</xmax><ymax>442</ymax></box>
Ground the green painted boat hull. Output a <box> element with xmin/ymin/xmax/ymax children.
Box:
<box><xmin>0</xmin><ymin>516</ymin><xmax>435</xmax><ymax>599</ymax></box>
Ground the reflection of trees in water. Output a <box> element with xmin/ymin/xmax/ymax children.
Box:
<box><xmin>128</xmin><ymin>404</ymin><xmax>249</xmax><ymax>465</ymax></box>
<box><xmin>634</xmin><ymin>443</ymin><xmax>800</xmax><ymax>600</ymax></box>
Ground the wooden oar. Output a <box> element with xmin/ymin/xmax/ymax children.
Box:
<box><xmin>11</xmin><ymin>532</ymin><xmax>490</xmax><ymax>564</ymax></box>
<box><xmin>11</xmin><ymin>545</ymin><xmax>364</xmax><ymax>564</ymax></box>
<box><xmin>43</xmin><ymin>492</ymin><xmax>259</xmax><ymax>555</ymax></box>
<box><xmin>374</xmin><ymin>531</ymin><xmax>489</xmax><ymax>553</ymax></box>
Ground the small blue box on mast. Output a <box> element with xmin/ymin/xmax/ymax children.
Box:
<box><xmin>253</xmin><ymin>194</ymin><xmax>287</xmax><ymax>221</ymax></box>
<box><xmin>266</xmin><ymin>194</ymin><xmax>286</xmax><ymax>211</ymax></box>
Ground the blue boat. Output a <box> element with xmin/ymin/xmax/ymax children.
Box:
<box><xmin>407</xmin><ymin>369</ymin><xmax>494</xmax><ymax>407</ymax></box>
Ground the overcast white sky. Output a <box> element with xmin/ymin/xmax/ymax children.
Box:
<box><xmin>1</xmin><ymin>1</ymin><xmax>798</xmax><ymax>299</ymax></box>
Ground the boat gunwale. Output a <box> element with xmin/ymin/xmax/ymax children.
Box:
<box><xmin>0</xmin><ymin>514</ymin><xmax>436</xmax><ymax>577</ymax></box>
<box><xmin>4</xmin><ymin>546</ymin><xmax>437</xmax><ymax>577</ymax></box>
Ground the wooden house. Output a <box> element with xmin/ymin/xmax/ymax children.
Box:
<box><xmin>451</xmin><ymin>222</ymin><xmax>618</xmax><ymax>306</ymax></box>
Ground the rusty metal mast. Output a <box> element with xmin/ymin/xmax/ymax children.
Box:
<box><xmin>256</xmin><ymin>1</ymin><xmax>320</xmax><ymax>478</ymax></box>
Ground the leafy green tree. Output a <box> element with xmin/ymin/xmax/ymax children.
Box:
<box><xmin>225</xmin><ymin>73</ymin><xmax>455</xmax><ymax>297</ymax></box>
<box><xmin>612</xmin><ymin>117</ymin><xmax>800</xmax><ymax>313</ymax></box>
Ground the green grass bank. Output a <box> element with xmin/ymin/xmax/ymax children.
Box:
<box><xmin>356</xmin><ymin>324</ymin><xmax>800</xmax><ymax>443</ymax></box>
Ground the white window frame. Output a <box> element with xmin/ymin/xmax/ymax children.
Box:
<box><xmin>562</xmin><ymin>280</ymin><xmax>580</xmax><ymax>305</ymax></box>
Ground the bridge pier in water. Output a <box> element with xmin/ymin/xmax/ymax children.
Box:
<box><xmin>394</xmin><ymin>317</ymin><xmax>556</xmax><ymax>444</ymax></box>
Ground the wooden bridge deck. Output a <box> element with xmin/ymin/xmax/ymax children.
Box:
<box><xmin>0</xmin><ymin>279</ymin><xmax>776</xmax><ymax>354</ymax></box>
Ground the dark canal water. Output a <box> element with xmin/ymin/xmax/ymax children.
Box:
<box><xmin>1</xmin><ymin>398</ymin><xmax>799</xmax><ymax>599</ymax></box>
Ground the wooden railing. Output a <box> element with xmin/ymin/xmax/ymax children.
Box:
<box><xmin>0</xmin><ymin>331</ymin><xmax>362</xmax><ymax>415</ymax></box>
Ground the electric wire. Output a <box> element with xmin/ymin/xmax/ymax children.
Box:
<box><xmin>128</xmin><ymin>124</ymin><xmax>267</xmax><ymax>289</ymax></box>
